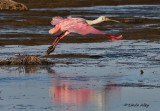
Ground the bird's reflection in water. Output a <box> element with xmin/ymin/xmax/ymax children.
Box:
<box><xmin>50</xmin><ymin>77</ymin><xmax>121</xmax><ymax>111</ymax></box>
<box><xmin>50</xmin><ymin>81</ymin><xmax>92</xmax><ymax>106</ymax></box>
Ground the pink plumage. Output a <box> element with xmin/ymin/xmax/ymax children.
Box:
<box><xmin>51</xmin><ymin>17</ymin><xmax>122</xmax><ymax>40</ymax></box>
<box><xmin>51</xmin><ymin>16</ymin><xmax>64</xmax><ymax>25</ymax></box>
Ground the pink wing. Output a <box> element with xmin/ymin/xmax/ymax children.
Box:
<box><xmin>62</xmin><ymin>20</ymin><xmax>122</xmax><ymax>40</ymax></box>
<box><xmin>51</xmin><ymin>16</ymin><xmax>64</xmax><ymax>25</ymax></box>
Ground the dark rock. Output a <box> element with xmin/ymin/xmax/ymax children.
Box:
<box><xmin>0</xmin><ymin>0</ymin><xmax>28</xmax><ymax>11</ymax></box>
<box><xmin>0</xmin><ymin>55</ymin><xmax>54</xmax><ymax>65</ymax></box>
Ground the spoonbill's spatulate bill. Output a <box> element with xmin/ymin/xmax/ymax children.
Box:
<box><xmin>47</xmin><ymin>16</ymin><xmax>122</xmax><ymax>55</ymax></box>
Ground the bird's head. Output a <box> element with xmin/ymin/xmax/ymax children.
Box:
<box><xmin>98</xmin><ymin>16</ymin><xmax>120</xmax><ymax>23</ymax></box>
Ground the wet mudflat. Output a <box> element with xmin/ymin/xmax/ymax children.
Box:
<box><xmin>0</xmin><ymin>0</ymin><xmax>160</xmax><ymax>111</ymax></box>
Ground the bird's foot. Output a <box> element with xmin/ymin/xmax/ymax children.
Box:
<box><xmin>110</xmin><ymin>35</ymin><xmax>123</xmax><ymax>40</ymax></box>
<box><xmin>46</xmin><ymin>45</ymin><xmax>55</xmax><ymax>55</ymax></box>
<box><xmin>115</xmin><ymin>35</ymin><xmax>123</xmax><ymax>40</ymax></box>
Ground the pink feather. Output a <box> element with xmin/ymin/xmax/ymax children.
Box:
<box><xmin>57</xmin><ymin>17</ymin><xmax>122</xmax><ymax>40</ymax></box>
<box><xmin>51</xmin><ymin>16</ymin><xmax>64</xmax><ymax>25</ymax></box>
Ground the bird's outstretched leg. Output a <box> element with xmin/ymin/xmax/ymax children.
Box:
<box><xmin>46</xmin><ymin>36</ymin><xmax>62</xmax><ymax>54</ymax></box>
<box><xmin>46</xmin><ymin>31</ymin><xmax>70</xmax><ymax>55</ymax></box>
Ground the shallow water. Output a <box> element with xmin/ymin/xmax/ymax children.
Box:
<box><xmin>0</xmin><ymin>1</ymin><xmax>160</xmax><ymax>111</ymax></box>
<box><xmin>0</xmin><ymin>41</ymin><xmax>160</xmax><ymax>111</ymax></box>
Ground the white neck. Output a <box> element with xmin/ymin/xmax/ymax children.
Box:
<box><xmin>86</xmin><ymin>17</ymin><xmax>103</xmax><ymax>25</ymax></box>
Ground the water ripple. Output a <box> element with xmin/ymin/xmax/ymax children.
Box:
<box><xmin>31</xmin><ymin>5</ymin><xmax>160</xmax><ymax>18</ymax></box>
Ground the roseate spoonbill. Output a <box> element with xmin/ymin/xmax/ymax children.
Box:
<box><xmin>46</xmin><ymin>16</ymin><xmax>122</xmax><ymax>55</ymax></box>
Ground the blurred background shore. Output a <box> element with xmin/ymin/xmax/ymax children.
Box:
<box><xmin>17</xmin><ymin>0</ymin><xmax>160</xmax><ymax>8</ymax></box>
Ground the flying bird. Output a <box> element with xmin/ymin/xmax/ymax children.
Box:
<box><xmin>47</xmin><ymin>16</ymin><xmax>122</xmax><ymax>55</ymax></box>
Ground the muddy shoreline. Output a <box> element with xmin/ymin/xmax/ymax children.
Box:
<box><xmin>0</xmin><ymin>0</ymin><xmax>28</xmax><ymax>10</ymax></box>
